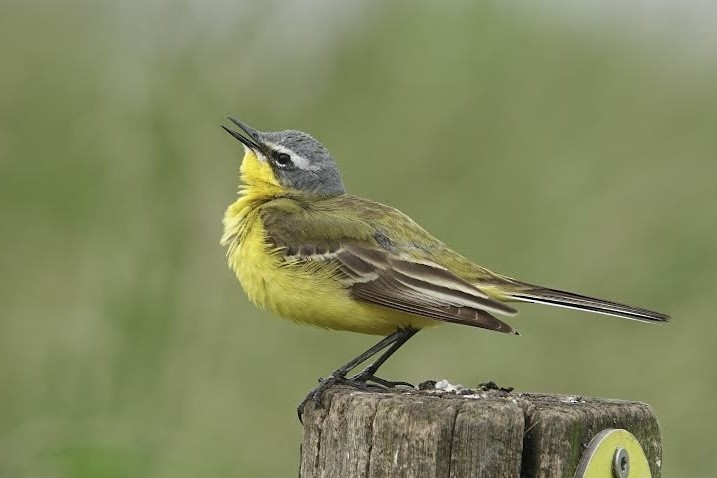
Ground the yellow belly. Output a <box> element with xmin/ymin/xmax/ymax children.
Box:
<box><xmin>225</xmin><ymin>210</ymin><xmax>437</xmax><ymax>336</ymax></box>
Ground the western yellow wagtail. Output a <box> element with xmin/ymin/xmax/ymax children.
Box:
<box><xmin>220</xmin><ymin>118</ymin><xmax>668</xmax><ymax>419</ymax></box>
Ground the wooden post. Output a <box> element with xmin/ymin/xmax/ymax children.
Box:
<box><xmin>299</xmin><ymin>385</ymin><xmax>662</xmax><ymax>478</ymax></box>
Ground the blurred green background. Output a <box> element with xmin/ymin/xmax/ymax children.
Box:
<box><xmin>2</xmin><ymin>1</ymin><xmax>715</xmax><ymax>476</ymax></box>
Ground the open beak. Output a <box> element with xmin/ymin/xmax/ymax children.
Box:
<box><xmin>221</xmin><ymin>117</ymin><xmax>263</xmax><ymax>152</ymax></box>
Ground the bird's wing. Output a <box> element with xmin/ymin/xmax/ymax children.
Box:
<box><xmin>335</xmin><ymin>244</ymin><xmax>519</xmax><ymax>334</ymax></box>
<box><xmin>260</xmin><ymin>197</ymin><xmax>518</xmax><ymax>334</ymax></box>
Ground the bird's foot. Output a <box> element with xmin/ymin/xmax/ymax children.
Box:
<box><xmin>349</xmin><ymin>369</ymin><xmax>415</xmax><ymax>389</ymax></box>
<box><xmin>297</xmin><ymin>371</ymin><xmax>414</xmax><ymax>423</ymax></box>
<box><xmin>297</xmin><ymin>373</ymin><xmax>354</xmax><ymax>422</ymax></box>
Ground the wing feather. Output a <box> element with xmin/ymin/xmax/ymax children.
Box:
<box><xmin>285</xmin><ymin>242</ymin><xmax>518</xmax><ymax>334</ymax></box>
<box><xmin>258</xmin><ymin>198</ymin><xmax>518</xmax><ymax>334</ymax></box>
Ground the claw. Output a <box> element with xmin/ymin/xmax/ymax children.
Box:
<box><xmin>297</xmin><ymin>376</ymin><xmax>335</xmax><ymax>423</ymax></box>
<box><xmin>351</xmin><ymin>371</ymin><xmax>415</xmax><ymax>389</ymax></box>
<box><xmin>297</xmin><ymin>372</ymin><xmax>415</xmax><ymax>423</ymax></box>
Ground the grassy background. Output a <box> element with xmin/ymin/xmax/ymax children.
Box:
<box><xmin>2</xmin><ymin>1</ymin><xmax>715</xmax><ymax>476</ymax></box>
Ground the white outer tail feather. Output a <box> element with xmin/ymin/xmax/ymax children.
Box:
<box><xmin>507</xmin><ymin>287</ymin><xmax>669</xmax><ymax>323</ymax></box>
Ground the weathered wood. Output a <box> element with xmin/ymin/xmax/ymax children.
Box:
<box><xmin>299</xmin><ymin>386</ymin><xmax>662</xmax><ymax>478</ymax></box>
<box><xmin>519</xmin><ymin>393</ymin><xmax>662</xmax><ymax>477</ymax></box>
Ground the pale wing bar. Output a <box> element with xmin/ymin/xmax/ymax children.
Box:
<box><xmin>351</xmin><ymin>275</ymin><xmax>517</xmax><ymax>334</ymax></box>
<box><xmin>336</xmin><ymin>245</ymin><xmax>519</xmax><ymax>334</ymax></box>
<box><xmin>279</xmin><ymin>241</ymin><xmax>519</xmax><ymax>333</ymax></box>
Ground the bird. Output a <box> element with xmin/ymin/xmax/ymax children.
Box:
<box><xmin>219</xmin><ymin>117</ymin><xmax>669</xmax><ymax>420</ymax></box>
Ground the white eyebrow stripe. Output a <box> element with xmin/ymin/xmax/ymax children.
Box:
<box><xmin>265</xmin><ymin>142</ymin><xmax>319</xmax><ymax>171</ymax></box>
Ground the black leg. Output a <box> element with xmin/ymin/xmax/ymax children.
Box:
<box><xmin>350</xmin><ymin>327</ymin><xmax>418</xmax><ymax>385</ymax></box>
<box><xmin>331</xmin><ymin>328</ymin><xmax>410</xmax><ymax>377</ymax></box>
<box><xmin>297</xmin><ymin>327</ymin><xmax>419</xmax><ymax>422</ymax></box>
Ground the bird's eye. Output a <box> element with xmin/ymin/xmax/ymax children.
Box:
<box><xmin>275</xmin><ymin>153</ymin><xmax>293</xmax><ymax>168</ymax></box>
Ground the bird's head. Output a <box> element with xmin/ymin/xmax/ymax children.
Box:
<box><xmin>222</xmin><ymin>117</ymin><xmax>345</xmax><ymax>197</ymax></box>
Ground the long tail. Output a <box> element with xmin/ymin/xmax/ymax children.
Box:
<box><xmin>503</xmin><ymin>283</ymin><xmax>669</xmax><ymax>323</ymax></box>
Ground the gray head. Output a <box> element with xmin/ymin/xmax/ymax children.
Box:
<box><xmin>222</xmin><ymin>117</ymin><xmax>345</xmax><ymax>197</ymax></box>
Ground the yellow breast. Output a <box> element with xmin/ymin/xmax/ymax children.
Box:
<box><xmin>222</xmin><ymin>196</ymin><xmax>436</xmax><ymax>336</ymax></box>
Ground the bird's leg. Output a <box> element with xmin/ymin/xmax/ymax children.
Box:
<box><xmin>331</xmin><ymin>328</ymin><xmax>411</xmax><ymax>378</ymax></box>
<box><xmin>297</xmin><ymin>327</ymin><xmax>418</xmax><ymax>422</ymax></box>
<box><xmin>349</xmin><ymin>327</ymin><xmax>418</xmax><ymax>387</ymax></box>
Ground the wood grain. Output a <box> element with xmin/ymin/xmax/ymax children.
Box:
<box><xmin>299</xmin><ymin>386</ymin><xmax>661</xmax><ymax>478</ymax></box>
